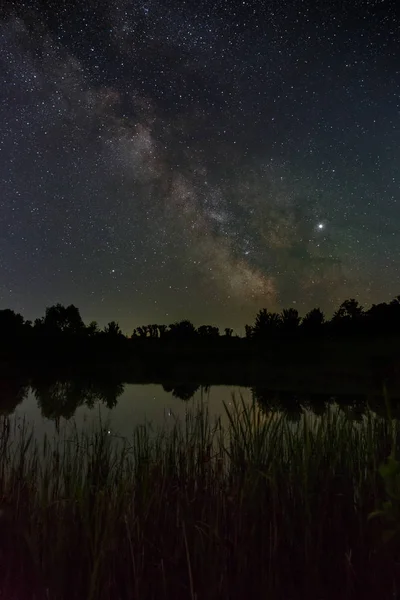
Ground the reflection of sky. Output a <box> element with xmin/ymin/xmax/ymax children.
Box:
<box><xmin>8</xmin><ymin>383</ymin><xmax>393</xmax><ymax>453</ymax></box>
<box><xmin>12</xmin><ymin>384</ymin><xmax>252</xmax><ymax>442</ymax></box>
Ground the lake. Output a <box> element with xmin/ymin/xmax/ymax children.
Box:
<box><xmin>1</xmin><ymin>377</ymin><xmax>398</xmax><ymax>443</ymax></box>
<box><xmin>7</xmin><ymin>383</ymin><xmax>246</xmax><ymax>441</ymax></box>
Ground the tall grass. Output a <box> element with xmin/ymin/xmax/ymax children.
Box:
<box><xmin>0</xmin><ymin>397</ymin><xmax>399</xmax><ymax>599</ymax></box>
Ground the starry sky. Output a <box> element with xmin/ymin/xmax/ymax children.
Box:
<box><xmin>0</xmin><ymin>0</ymin><xmax>399</xmax><ymax>332</ymax></box>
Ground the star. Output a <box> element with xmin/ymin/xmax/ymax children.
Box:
<box><xmin>0</xmin><ymin>1</ymin><xmax>397</xmax><ymax>331</ymax></box>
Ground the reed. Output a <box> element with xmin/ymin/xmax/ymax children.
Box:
<box><xmin>0</xmin><ymin>398</ymin><xmax>398</xmax><ymax>599</ymax></box>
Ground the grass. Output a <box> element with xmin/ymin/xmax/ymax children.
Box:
<box><xmin>0</xmin><ymin>397</ymin><xmax>399</xmax><ymax>599</ymax></box>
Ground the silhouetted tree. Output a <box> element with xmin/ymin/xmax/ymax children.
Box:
<box><xmin>331</xmin><ymin>299</ymin><xmax>364</xmax><ymax>335</ymax></box>
<box><xmin>103</xmin><ymin>321</ymin><xmax>123</xmax><ymax>337</ymax></box>
<box><xmin>224</xmin><ymin>328</ymin><xmax>233</xmax><ymax>337</ymax></box>
<box><xmin>252</xmin><ymin>309</ymin><xmax>281</xmax><ymax>339</ymax></box>
<box><xmin>197</xmin><ymin>325</ymin><xmax>219</xmax><ymax>338</ymax></box>
<box><xmin>34</xmin><ymin>317</ymin><xmax>44</xmax><ymax>330</ymax></box>
<box><xmin>86</xmin><ymin>321</ymin><xmax>100</xmax><ymax>336</ymax></box>
<box><xmin>389</xmin><ymin>297</ymin><xmax>400</xmax><ymax>332</ymax></box>
<box><xmin>134</xmin><ymin>326</ymin><xmax>148</xmax><ymax>338</ymax></box>
<box><xmin>168</xmin><ymin>320</ymin><xmax>197</xmax><ymax>340</ymax></box>
<box><xmin>366</xmin><ymin>302</ymin><xmax>390</xmax><ymax>334</ymax></box>
<box><xmin>300</xmin><ymin>307</ymin><xmax>325</xmax><ymax>335</ymax></box>
<box><xmin>158</xmin><ymin>324</ymin><xmax>168</xmax><ymax>338</ymax></box>
<box><xmin>43</xmin><ymin>304</ymin><xmax>85</xmax><ymax>335</ymax></box>
<box><xmin>334</xmin><ymin>298</ymin><xmax>364</xmax><ymax>321</ymax></box>
<box><xmin>0</xmin><ymin>309</ymin><xmax>25</xmax><ymax>338</ymax></box>
<box><xmin>245</xmin><ymin>324</ymin><xmax>254</xmax><ymax>338</ymax></box>
<box><xmin>280</xmin><ymin>308</ymin><xmax>301</xmax><ymax>334</ymax></box>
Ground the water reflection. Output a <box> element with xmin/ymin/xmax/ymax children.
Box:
<box><xmin>161</xmin><ymin>382</ymin><xmax>202</xmax><ymax>401</ymax></box>
<box><xmin>31</xmin><ymin>378</ymin><xmax>125</xmax><ymax>420</ymax></box>
<box><xmin>0</xmin><ymin>377</ymin><xmax>399</xmax><ymax>432</ymax></box>
<box><xmin>0</xmin><ymin>378</ymin><xmax>29</xmax><ymax>415</ymax></box>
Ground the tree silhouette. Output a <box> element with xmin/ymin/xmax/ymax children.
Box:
<box><xmin>300</xmin><ymin>307</ymin><xmax>325</xmax><ymax>334</ymax></box>
<box><xmin>157</xmin><ymin>324</ymin><xmax>168</xmax><ymax>338</ymax></box>
<box><xmin>86</xmin><ymin>321</ymin><xmax>100</xmax><ymax>336</ymax></box>
<box><xmin>280</xmin><ymin>308</ymin><xmax>301</xmax><ymax>334</ymax></box>
<box><xmin>0</xmin><ymin>309</ymin><xmax>25</xmax><ymax>338</ymax></box>
<box><xmin>150</xmin><ymin>324</ymin><xmax>160</xmax><ymax>338</ymax></box>
<box><xmin>244</xmin><ymin>324</ymin><xmax>253</xmax><ymax>338</ymax></box>
<box><xmin>42</xmin><ymin>304</ymin><xmax>85</xmax><ymax>335</ymax></box>
<box><xmin>168</xmin><ymin>320</ymin><xmax>197</xmax><ymax>340</ymax></box>
<box><xmin>2</xmin><ymin>291</ymin><xmax>400</xmax><ymax>375</ymax></box>
<box><xmin>133</xmin><ymin>324</ymin><xmax>169</xmax><ymax>339</ymax></box>
<box><xmin>133</xmin><ymin>326</ymin><xmax>147</xmax><ymax>338</ymax></box>
<box><xmin>331</xmin><ymin>299</ymin><xmax>364</xmax><ymax>335</ymax></box>
<box><xmin>252</xmin><ymin>309</ymin><xmax>281</xmax><ymax>339</ymax></box>
<box><xmin>333</xmin><ymin>298</ymin><xmax>364</xmax><ymax>321</ymax></box>
<box><xmin>197</xmin><ymin>325</ymin><xmax>219</xmax><ymax>338</ymax></box>
<box><xmin>389</xmin><ymin>297</ymin><xmax>400</xmax><ymax>332</ymax></box>
<box><xmin>103</xmin><ymin>321</ymin><xmax>123</xmax><ymax>337</ymax></box>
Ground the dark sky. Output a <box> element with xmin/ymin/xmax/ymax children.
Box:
<box><xmin>1</xmin><ymin>0</ymin><xmax>399</xmax><ymax>332</ymax></box>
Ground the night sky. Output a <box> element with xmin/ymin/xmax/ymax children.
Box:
<box><xmin>1</xmin><ymin>0</ymin><xmax>399</xmax><ymax>332</ymax></box>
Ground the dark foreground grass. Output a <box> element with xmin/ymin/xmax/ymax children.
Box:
<box><xmin>0</xmin><ymin>398</ymin><xmax>399</xmax><ymax>599</ymax></box>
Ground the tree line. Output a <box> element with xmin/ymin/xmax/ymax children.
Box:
<box><xmin>1</xmin><ymin>296</ymin><xmax>400</xmax><ymax>344</ymax></box>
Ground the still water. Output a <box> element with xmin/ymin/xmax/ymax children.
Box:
<box><xmin>1</xmin><ymin>377</ymin><xmax>395</xmax><ymax>443</ymax></box>
<box><xmin>7</xmin><ymin>383</ymin><xmax>252</xmax><ymax>441</ymax></box>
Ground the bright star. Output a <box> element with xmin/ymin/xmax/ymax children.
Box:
<box><xmin>317</xmin><ymin>223</ymin><xmax>325</xmax><ymax>230</ymax></box>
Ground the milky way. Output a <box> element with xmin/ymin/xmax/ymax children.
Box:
<box><xmin>0</xmin><ymin>0</ymin><xmax>399</xmax><ymax>332</ymax></box>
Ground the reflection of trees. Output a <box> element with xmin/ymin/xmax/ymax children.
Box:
<box><xmin>252</xmin><ymin>386</ymin><xmax>382</xmax><ymax>420</ymax></box>
<box><xmin>32</xmin><ymin>378</ymin><xmax>125</xmax><ymax>420</ymax></box>
<box><xmin>0</xmin><ymin>379</ymin><xmax>29</xmax><ymax>415</ymax></box>
<box><xmin>252</xmin><ymin>388</ymin><xmax>303</xmax><ymax>421</ymax></box>
<box><xmin>33</xmin><ymin>380</ymin><xmax>83</xmax><ymax>420</ymax></box>
<box><xmin>90</xmin><ymin>380</ymin><xmax>125</xmax><ymax>408</ymax></box>
<box><xmin>251</xmin><ymin>387</ymin><xmax>280</xmax><ymax>413</ymax></box>
<box><xmin>279</xmin><ymin>392</ymin><xmax>303</xmax><ymax>422</ymax></box>
<box><xmin>336</xmin><ymin>395</ymin><xmax>367</xmax><ymax>422</ymax></box>
<box><xmin>162</xmin><ymin>382</ymin><xmax>200</xmax><ymax>401</ymax></box>
<box><xmin>303</xmin><ymin>394</ymin><xmax>330</xmax><ymax>417</ymax></box>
